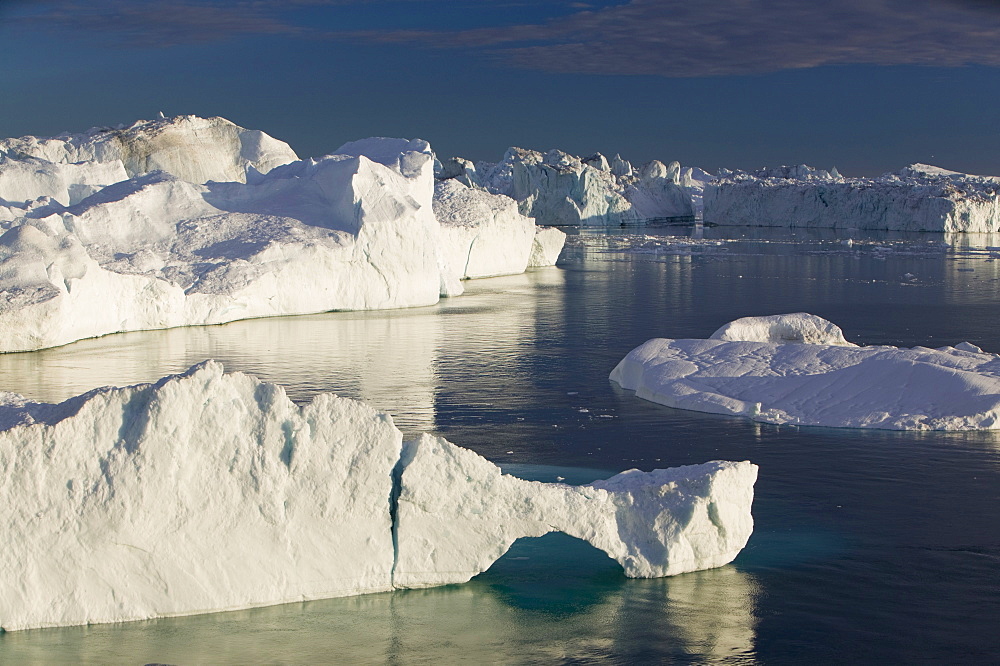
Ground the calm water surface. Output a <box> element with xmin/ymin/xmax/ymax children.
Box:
<box><xmin>1</xmin><ymin>227</ymin><xmax>998</xmax><ymax>664</ymax></box>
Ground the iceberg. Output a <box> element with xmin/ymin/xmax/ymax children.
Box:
<box><xmin>703</xmin><ymin>163</ymin><xmax>1000</xmax><ymax>232</ymax></box>
<box><xmin>394</xmin><ymin>434</ymin><xmax>756</xmax><ymax>586</ymax></box>
<box><xmin>0</xmin><ymin>147</ymin><xmax>443</xmax><ymax>352</ymax></box>
<box><xmin>0</xmin><ymin>362</ymin><xmax>757</xmax><ymax>631</ymax></box>
<box><xmin>0</xmin><ymin>118</ymin><xmax>565</xmax><ymax>353</ymax></box>
<box><xmin>442</xmin><ymin>147</ymin><xmax>694</xmax><ymax>226</ymax></box>
<box><xmin>611</xmin><ymin>313</ymin><xmax>1000</xmax><ymax>430</ymax></box>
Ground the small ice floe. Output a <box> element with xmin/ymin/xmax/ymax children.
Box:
<box><xmin>611</xmin><ymin>312</ymin><xmax>1000</xmax><ymax>430</ymax></box>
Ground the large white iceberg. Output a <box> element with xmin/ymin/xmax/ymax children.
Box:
<box><xmin>439</xmin><ymin>147</ymin><xmax>694</xmax><ymax>226</ymax></box>
<box><xmin>703</xmin><ymin>163</ymin><xmax>1000</xmax><ymax>232</ymax></box>
<box><xmin>611</xmin><ymin>313</ymin><xmax>1000</xmax><ymax>430</ymax></box>
<box><xmin>0</xmin><ymin>148</ymin><xmax>443</xmax><ymax>352</ymax></box>
<box><xmin>0</xmin><ymin>118</ymin><xmax>564</xmax><ymax>353</ymax></box>
<box><xmin>0</xmin><ymin>362</ymin><xmax>757</xmax><ymax>631</ymax></box>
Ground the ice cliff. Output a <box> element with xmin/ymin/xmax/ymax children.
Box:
<box><xmin>437</xmin><ymin>148</ymin><xmax>695</xmax><ymax>226</ymax></box>
<box><xmin>703</xmin><ymin>163</ymin><xmax>1000</xmax><ymax>232</ymax></box>
<box><xmin>0</xmin><ymin>117</ymin><xmax>564</xmax><ymax>353</ymax></box>
<box><xmin>0</xmin><ymin>362</ymin><xmax>757</xmax><ymax>631</ymax></box>
<box><xmin>611</xmin><ymin>313</ymin><xmax>1000</xmax><ymax>430</ymax></box>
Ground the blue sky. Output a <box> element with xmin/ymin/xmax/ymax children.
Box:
<box><xmin>2</xmin><ymin>0</ymin><xmax>1000</xmax><ymax>176</ymax></box>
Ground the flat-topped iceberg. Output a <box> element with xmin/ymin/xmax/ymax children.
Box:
<box><xmin>0</xmin><ymin>118</ymin><xmax>564</xmax><ymax>352</ymax></box>
<box><xmin>611</xmin><ymin>313</ymin><xmax>1000</xmax><ymax>430</ymax></box>
<box><xmin>703</xmin><ymin>163</ymin><xmax>1000</xmax><ymax>232</ymax></box>
<box><xmin>438</xmin><ymin>147</ymin><xmax>694</xmax><ymax>226</ymax></box>
<box><xmin>0</xmin><ymin>362</ymin><xmax>756</xmax><ymax>631</ymax></box>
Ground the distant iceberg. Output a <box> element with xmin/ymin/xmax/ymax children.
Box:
<box><xmin>0</xmin><ymin>116</ymin><xmax>564</xmax><ymax>352</ymax></box>
<box><xmin>611</xmin><ymin>313</ymin><xmax>1000</xmax><ymax>430</ymax></box>
<box><xmin>437</xmin><ymin>147</ymin><xmax>695</xmax><ymax>226</ymax></box>
<box><xmin>0</xmin><ymin>362</ymin><xmax>756</xmax><ymax>631</ymax></box>
<box><xmin>703</xmin><ymin>163</ymin><xmax>1000</xmax><ymax>232</ymax></box>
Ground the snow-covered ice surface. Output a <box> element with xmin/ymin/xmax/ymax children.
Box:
<box><xmin>439</xmin><ymin>148</ymin><xmax>694</xmax><ymax>226</ymax></box>
<box><xmin>0</xmin><ymin>117</ymin><xmax>564</xmax><ymax>353</ymax></box>
<box><xmin>704</xmin><ymin>163</ymin><xmax>1000</xmax><ymax>232</ymax></box>
<box><xmin>0</xmin><ymin>363</ymin><xmax>756</xmax><ymax>631</ymax></box>
<box><xmin>611</xmin><ymin>313</ymin><xmax>1000</xmax><ymax>430</ymax></box>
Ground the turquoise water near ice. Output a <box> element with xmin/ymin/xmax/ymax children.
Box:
<box><xmin>1</xmin><ymin>227</ymin><xmax>998</xmax><ymax>663</ymax></box>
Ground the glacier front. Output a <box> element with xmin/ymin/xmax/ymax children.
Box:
<box><xmin>0</xmin><ymin>363</ymin><xmax>757</xmax><ymax>631</ymax></box>
<box><xmin>611</xmin><ymin>313</ymin><xmax>1000</xmax><ymax>430</ymax></box>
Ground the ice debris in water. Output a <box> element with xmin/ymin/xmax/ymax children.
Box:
<box><xmin>611</xmin><ymin>313</ymin><xmax>1000</xmax><ymax>430</ymax></box>
<box><xmin>0</xmin><ymin>362</ymin><xmax>756</xmax><ymax>631</ymax></box>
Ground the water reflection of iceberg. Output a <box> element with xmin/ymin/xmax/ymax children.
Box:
<box><xmin>0</xmin><ymin>537</ymin><xmax>757</xmax><ymax>663</ymax></box>
<box><xmin>0</xmin><ymin>268</ymin><xmax>565</xmax><ymax>436</ymax></box>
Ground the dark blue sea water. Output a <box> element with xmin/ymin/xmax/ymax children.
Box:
<box><xmin>1</xmin><ymin>227</ymin><xmax>998</xmax><ymax>664</ymax></box>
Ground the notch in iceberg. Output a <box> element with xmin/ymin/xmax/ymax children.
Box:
<box><xmin>0</xmin><ymin>362</ymin><xmax>756</xmax><ymax>631</ymax></box>
<box><xmin>611</xmin><ymin>313</ymin><xmax>1000</xmax><ymax>430</ymax></box>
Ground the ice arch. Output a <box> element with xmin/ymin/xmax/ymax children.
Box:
<box><xmin>392</xmin><ymin>434</ymin><xmax>756</xmax><ymax>587</ymax></box>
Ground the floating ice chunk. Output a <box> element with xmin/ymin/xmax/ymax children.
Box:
<box><xmin>393</xmin><ymin>434</ymin><xmax>756</xmax><ymax>586</ymax></box>
<box><xmin>709</xmin><ymin>313</ymin><xmax>856</xmax><ymax>347</ymax></box>
<box><xmin>0</xmin><ymin>363</ymin><xmax>757</xmax><ymax>631</ymax></box>
<box><xmin>612</xmin><ymin>315</ymin><xmax>1000</xmax><ymax>430</ymax></box>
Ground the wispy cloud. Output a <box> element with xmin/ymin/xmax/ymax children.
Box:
<box><xmin>341</xmin><ymin>0</ymin><xmax>1000</xmax><ymax>76</ymax></box>
<box><xmin>9</xmin><ymin>0</ymin><xmax>1000</xmax><ymax>74</ymax></box>
<box><xmin>6</xmin><ymin>0</ymin><xmax>310</xmax><ymax>47</ymax></box>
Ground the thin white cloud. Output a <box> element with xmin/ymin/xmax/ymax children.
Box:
<box><xmin>9</xmin><ymin>0</ymin><xmax>1000</xmax><ymax>74</ymax></box>
<box><xmin>342</xmin><ymin>0</ymin><xmax>1000</xmax><ymax>76</ymax></box>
